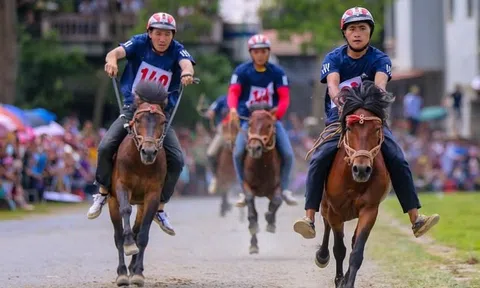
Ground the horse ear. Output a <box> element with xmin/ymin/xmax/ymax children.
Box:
<box><xmin>270</xmin><ymin>107</ymin><xmax>278</xmax><ymax>117</ymax></box>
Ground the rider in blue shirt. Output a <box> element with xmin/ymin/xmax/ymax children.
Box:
<box><xmin>87</xmin><ymin>12</ymin><xmax>196</xmax><ymax>237</ymax></box>
<box><xmin>293</xmin><ymin>7</ymin><xmax>440</xmax><ymax>239</ymax></box>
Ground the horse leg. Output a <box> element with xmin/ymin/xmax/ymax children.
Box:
<box><xmin>128</xmin><ymin>205</ymin><xmax>144</xmax><ymax>277</ymax></box>
<box><xmin>108</xmin><ymin>197</ymin><xmax>129</xmax><ymax>286</ymax></box>
<box><xmin>130</xmin><ymin>194</ymin><xmax>161</xmax><ymax>287</ymax></box>
<box><xmin>116</xmin><ymin>184</ymin><xmax>138</xmax><ymax>256</ymax></box>
<box><xmin>315</xmin><ymin>217</ymin><xmax>331</xmax><ymax>268</ymax></box>
<box><xmin>265</xmin><ymin>191</ymin><xmax>282</xmax><ymax>233</ymax></box>
<box><xmin>331</xmin><ymin>223</ymin><xmax>347</xmax><ymax>288</ymax></box>
<box><xmin>246</xmin><ymin>193</ymin><xmax>259</xmax><ymax>254</ymax></box>
<box><xmin>341</xmin><ymin>208</ymin><xmax>378</xmax><ymax>288</ymax></box>
<box><xmin>220</xmin><ymin>189</ymin><xmax>231</xmax><ymax>217</ymax></box>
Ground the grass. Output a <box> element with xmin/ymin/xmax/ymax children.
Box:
<box><xmin>383</xmin><ymin>192</ymin><xmax>480</xmax><ymax>261</ymax></box>
<box><xmin>367</xmin><ymin>212</ymin><xmax>475</xmax><ymax>288</ymax></box>
<box><xmin>0</xmin><ymin>201</ymin><xmax>88</xmax><ymax>221</ymax></box>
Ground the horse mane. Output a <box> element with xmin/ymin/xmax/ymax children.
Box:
<box><xmin>134</xmin><ymin>80</ymin><xmax>169</xmax><ymax>106</ymax></box>
<box><xmin>249</xmin><ymin>103</ymin><xmax>272</xmax><ymax>113</ymax></box>
<box><xmin>339</xmin><ymin>81</ymin><xmax>395</xmax><ymax>130</ymax></box>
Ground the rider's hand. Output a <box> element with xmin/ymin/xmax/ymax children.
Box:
<box><xmin>229</xmin><ymin>108</ymin><xmax>238</xmax><ymax>117</ymax></box>
<box><xmin>181</xmin><ymin>72</ymin><xmax>194</xmax><ymax>86</ymax></box>
<box><xmin>206</xmin><ymin>110</ymin><xmax>215</xmax><ymax>120</ymax></box>
<box><xmin>105</xmin><ymin>60</ymin><xmax>118</xmax><ymax>78</ymax></box>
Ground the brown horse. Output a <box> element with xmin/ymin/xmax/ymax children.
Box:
<box><xmin>215</xmin><ymin>117</ymin><xmax>240</xmax><ymax>217</ymax></box>
<box><xmin>240</xmin><ymin>104</ymin><xmax>282</xmax><ymax>254</ymax></box>
<box><xmin>314</xmin><ymin>81</ymin><xmax>394</xmax><ymax>288</ymax></box>
<box><xmin>108</xmin><ymin>82</ymin><xmax>168</xmax><ymax>287</ymax></box>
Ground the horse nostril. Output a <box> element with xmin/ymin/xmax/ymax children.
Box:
<box><xmin>352</xmin><ymin>165</ymin><xmax>359</xmax><ymax>174</ymax></box>
<box><xmin>255</xmin><ymin>145</ymin><xmax>262</xmax><ymax>152</ymax></box>
<box><xmin>365</xmin><ymin>166</ymin><xmax>372</xmax><ymax>174</ymax></box>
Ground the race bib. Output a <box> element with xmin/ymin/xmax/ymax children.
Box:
<box><xmin>246</xmin><ymin>83</ymin><xmax>274</xmax><ymax>108</ymax></box>
<box><xmin>331</xmin><ymin>76</ymin><xmax>362</xmax><ymax>108</ymax></box>
<box><xmin>132</xmin><ymin>61</ymin><xmax>173</xmax><ymax>93</ymax></box>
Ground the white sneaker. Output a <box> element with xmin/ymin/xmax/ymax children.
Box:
<box><xmin>87</xmin><ymin>194</ymin><xmax>107</xmax><ymax>219</ymax></box>
<box><xmin>153</xmin><ymin>211</ymin><xmax>176</xmax><ymax>236</ymax></box>
<box><xmin>282</xmin><ymin>189</ymin><xmax>298</xmax><ymax>206</ymax></box>
<box><xmin>235</xmin><ymin>193</ymin><xmax>247</xmax><ymax>207</ymax></box>
<box><xmin>208</xmin><ymin>177</ymin><xmax>217</xmax><ymax>194</ymax></box>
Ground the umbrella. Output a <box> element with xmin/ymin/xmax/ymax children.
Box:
<box><xmin>1</xmin><ymin>104</ymin><xmax>31</xmax><ymax>126</ymax></box>
<box><xmin>33</xmin><ymin>121</ymin><xmax>65</xmax><ymax>137</ymax></box>
<box><xmin>0</xmin><ymin>107</ymin><xmax>26</xmax><ymax>131</ymax></box>
<box><xmin>24</xmin><ymin>108</ymin><xmax>57</xmax><ymax>127</ymax></box>
<box><xmin>0</xmin><ymin>114</ymin><xmax>19</xmax><ymax>131</ymax></box>
<box><xmin>419</xmin><ymin>106</ymin><xmax>448</xmax><ymax>122</ymax></box>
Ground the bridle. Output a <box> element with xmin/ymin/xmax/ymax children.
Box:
<box><xmin>342</xmin><ymin>114</ymin><xmax>384</xmax><ymax>165</ymax></box>
<box><xmin>128</xmin><ymin>104</ymin><xmax>166</xmax><ymax>151</ymax></box>
<box><xmin>247</xmin><ymin>111</ymin><xmax>276</xmax><ymax>151</ymax></box>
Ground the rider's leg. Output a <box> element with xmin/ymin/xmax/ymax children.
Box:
<box><xmin>293</xmin><ymin>129</ymin><xmax>340</xmax><ymax>239</ymax></box>
<box><xmin>274</xmin><ymin>121</ymin><xmax>297</xmax><ymax>206</ymax></box>
<box><xmin>233</xmin><ymin>121</ymin><xmax>248</xmax><ymax>207</ymax></box>
<box><xmin>206</xmin><ymin>125</ymin><xmax>224</xmax><ymax>194</ymax></box>
<box><xmin>87</xmin><ymin>108</ymin><xmax>132</xmax><ymax>219</ymax></box>
<box><xmin>382</xmin><ymin>127</ymin><xmax>440</xmax><ymax>238</ymax></box>
<box><xmin>153</xmin><ymin>128</ymin><xmax>184</xmax><ymax>236</ymax></box>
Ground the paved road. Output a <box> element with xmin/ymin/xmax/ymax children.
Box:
<box><xmin>1</xmin><ymin>197</ymin><xmax>388</xmax><ymax>288</ymax></box>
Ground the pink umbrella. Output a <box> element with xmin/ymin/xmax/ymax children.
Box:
<box><xmin>0</xmin><ymin>114</ymin><xmax>18</xmax><ymax>131</ymax></box>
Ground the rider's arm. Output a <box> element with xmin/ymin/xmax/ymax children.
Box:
<box><xmin>179</xmin><ymin>59</ymin><xmax>195</xmax><ymax>76</ymax></box>
<box><xmin>326</xmin><ymin>73</ymin><xmax>341</xmax><ymax>102</ymax></box>
<box><xmin>320</xmin><ymin>52</ymin><xmax>341</xmax><ymax>105</ymax></box>
<box><xmin>374</xmin><ymin>55</ymin><xmax>393</xmax><ymax>91</ymax></box>
<box><xmin>105</xmin><ymin>46</ymin><xmax>126</xmax><ymax>63</ymax></box>
<box><xmin>274</xmin><ymin>71</ymin><xmax>290</xmax><ymax>119</ymax></box>
<box><xmin>176</xmin><ymin>44</ymin><xmax>196</xmax><ymax>76</ymax></box>
<box><xmin>227</xmin><ymin>69</ymin><xmax>243</xmax><ymax>109</ymax></box>
<box><xmin>374</xmin><ymin>72</ymin><xmax>389</xmax><ymax>91</ymax></box>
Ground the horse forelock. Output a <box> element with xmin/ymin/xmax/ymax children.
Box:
<box><xmin>339</xmin><ymin>80</ymin><xmax>395</xmax><ymax>131</ymax></box>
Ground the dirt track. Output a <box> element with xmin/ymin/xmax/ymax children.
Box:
<box><xmin>1</xmin><ymin>197</ymin><xmax>392</xmax><ymax>288</ymax></box>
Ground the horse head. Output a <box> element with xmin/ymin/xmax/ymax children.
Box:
<box><xmin>130</xmin><ymin>81</ymin><xmax>168</xmax><ymax>165</ymax></box>
<box><xmin>246</xmin><ymin>103</ymin><xmax>277</xmax><ymax>159</ymax></box>
<box><xmin>339</xmin><ymin>81</ymin><xmax>395</xmax><ymax>182</ymax></box>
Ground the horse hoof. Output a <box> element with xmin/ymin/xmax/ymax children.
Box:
<box><xmin>124</xmin><ymin>243</ymin><xmax>139</xmax><ymax>256</ymax></box>
<box><xmin>116</xmin><ymin>275</ymin><xmax>129</xmax><ymax>286</ymax></box>
<box><xmin>130</xmin><ymin>274</ymin><xmax>145</xmax><ymax>287</ymax></box>
<box><xmin>315</xmin><ymin>248</ymin><xmax>330</xmax><ymax>268</ymax></box>
<box><xmin>249</xmin><ymin>245</ymin><xmax>259</xmax><ymax>254</ymax></box>
<box><xmin>266</xmin><ymin>224</ymin><xmax>276</xmax><ymax>233</ymax></box>
<box><xmin>334</xmin><ymin>276</ymin><xmax>344</xmax><ymax>288</ymax></box>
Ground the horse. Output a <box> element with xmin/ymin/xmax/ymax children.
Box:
<box><xmin>238</xmin><ymin>103</ymin><xmax>282</xmax><ymax>254</ymax></box>
<box><xmin>215</xmin><ymin>116</ymin><xmax>240</xmax><ymax>217</ymax></box>
<box><xmin>108</xmin><ymin>81</ymin><xmax>168</xmax><ymax>287</ymax></box>
<box><xmin>314</xmin><ymin>81</ymin><xmax>395</xmax><ymax>288</ymax></box>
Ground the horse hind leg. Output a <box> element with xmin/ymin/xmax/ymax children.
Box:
<box><xmin>341</xmin><ymin>208</ymin><xmax>378</xmax><ymax>288</ymax></box>
<box><xmin>116</xmin><ymin>184</ymin><xmax>138</xmax><ymax>256</ymax></box>
<box><xmin>246</xmin><ymin>194</ymin><xmax>259</xmax><ymax>254</ymax></box>
<box><xmin>331</xmin><ymin>223</ymin><xmax>347</xmax><ymax>288</ymax></box>
<box><xmin>220</xmin><ymin>189</ymin><xmax>232</xmax><ymax>217</ymax></box>
<box><xmin>265</xmin><ymin>192</ymin><xmax>282</xmax><ymax>233</ymax></box>
<box><xmin>130</xmin><ymin>194</ymin><xmax>161</xmax><ymax>287</ymax></box>
<box><xmin>108</xmin><ymin>198</ymin><xmax>129</xmax><ymax>287</ymax></box>
<box><xmin>315</xmin><ymin>217</ymin><xmax>331</xmax><ymax>268</ymax></box>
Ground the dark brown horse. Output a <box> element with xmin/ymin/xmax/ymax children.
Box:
<box><xmin>108</xmin><ymin>82</ymin><xmax>168</xmax><ymax>287</ymax></box>
<box><xmin>215</xmin><ymin>117</ymin><xmax>240</xmax><ymax>217</ymax></box>
<box><xmin>240</xmin><ymin>104</ymin><xmax>282</xmax><ymax>254</ymax></box>
<box><xmin>314</xmin><ymin>81</ymin><xmax>394</xmax><ymax>288</ymax></box>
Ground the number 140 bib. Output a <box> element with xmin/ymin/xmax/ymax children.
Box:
<box><xmin>132</xmin><ymin>61</ymin><xmax>173</xmax><ymax>93</ymax></box>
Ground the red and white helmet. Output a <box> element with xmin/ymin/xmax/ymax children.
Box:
<box><xmin>247</xmin><ymin>34</ymin><xmax>271</xmax><ymax>50</ymax></box>
<box><xmin>146</xmin><ymin>12</ymin><xmax>176</xmax><ymax>32</ymax></box>
<box><xmin>340</xmin><ymin>7</ymin><xmax>374</xmax><ymax>32</ymax></box>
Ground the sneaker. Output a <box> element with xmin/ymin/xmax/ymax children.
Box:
<box><xmin>412</xmin><ymin>214</ymin><xmax>440</xmax><ymax>238</ymax></box>
<box><xmin>293</xmin><ymin>217</ymin><xmax>316</xmax><ymax>239</ymax></box>
<box><xmin>235</xmin><ymin>193</ymin><xmax>247</xmax><ymax>207</ymax></box>
<box><xmin>282</xmin><ymin>189</ymin><xmax>298</xmax><ymax>206</ymax></box>
<box><xmin>87</xmin><ymin>193</ymin><xmax>107</xmax><ymax>219</ymax></box>
<box><xmin>208</xmin><ymin>177</ymin><xmax>217</xmax><ymax>194</ymax></box>
<box><xmin>153</xmin><ymin>211</ymin><xmax>176</xmax><ymax>236</ymax></box>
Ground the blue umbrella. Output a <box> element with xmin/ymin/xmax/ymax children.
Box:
<box><xmin>419</xmin><ymin>106</ymin><xmax>448</xmax><ymax>122</ymax></box>
<box><xmin>1</xmin><ymin>104</ymin><xmax>31</xmax><ymax>126</ymax></box>
<box><xmin>24</xmin><ymin>108</ymin><xmax>57</xmax><ymax>127</ymax></box>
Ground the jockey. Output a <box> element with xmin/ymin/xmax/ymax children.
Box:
<box><xmin>205</xmin><ymin>94</ymin><xmax>229</xmax><ymax>194</ymax></box>
<box><xmin>293</xmin><ymin>7</ymin><xmax>440</xmax><ymax>239</ymax></box>
<box><xmin>228</xmin><ymin>34</ymin><xmax>298</xmax><ymax>207</ymax></box>
<box><xmin>86</xmin><ymin>12</ymin><xmax>196</xmax><ymax>237</ymax></box>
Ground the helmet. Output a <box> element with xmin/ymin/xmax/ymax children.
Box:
<box><xmin>247</xmin><ymin>34</ymin><xmax>271</xmax><ymax>50</ymax></box>
<box><xmin>340</xmin><ymin>7</ymin><xmax>374</xmax><ymax>33</ymax></box>
<box><xmin>146</xmin><ymin>12</ymin><xmax>176</xmax><ymax>32</ymax></box>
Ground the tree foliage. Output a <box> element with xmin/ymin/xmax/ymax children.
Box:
<box><xmin>260</xmin><ymin>0</ymin><xmax>388</xmax><ymax>53</ymax></box>
<box><xmin>16</xmin><ymin>30</ymin><xmax>91</xmax><ymax>118</ymax></box>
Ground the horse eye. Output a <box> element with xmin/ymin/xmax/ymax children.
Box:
<box><xmin>346</xmin><ymin>127</ymin><xmax>351</xmax><ymax>132</ymax></box>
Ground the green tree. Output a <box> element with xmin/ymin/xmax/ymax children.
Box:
<box><xmin>16</xmin><ymin>30</ymin><xmax>91</xmax><ymax>118</ymax></box>
<box><xmin>260</xmin><ymin>0</ymin><xmax>388</xmax><ymax>54</ymax></box>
